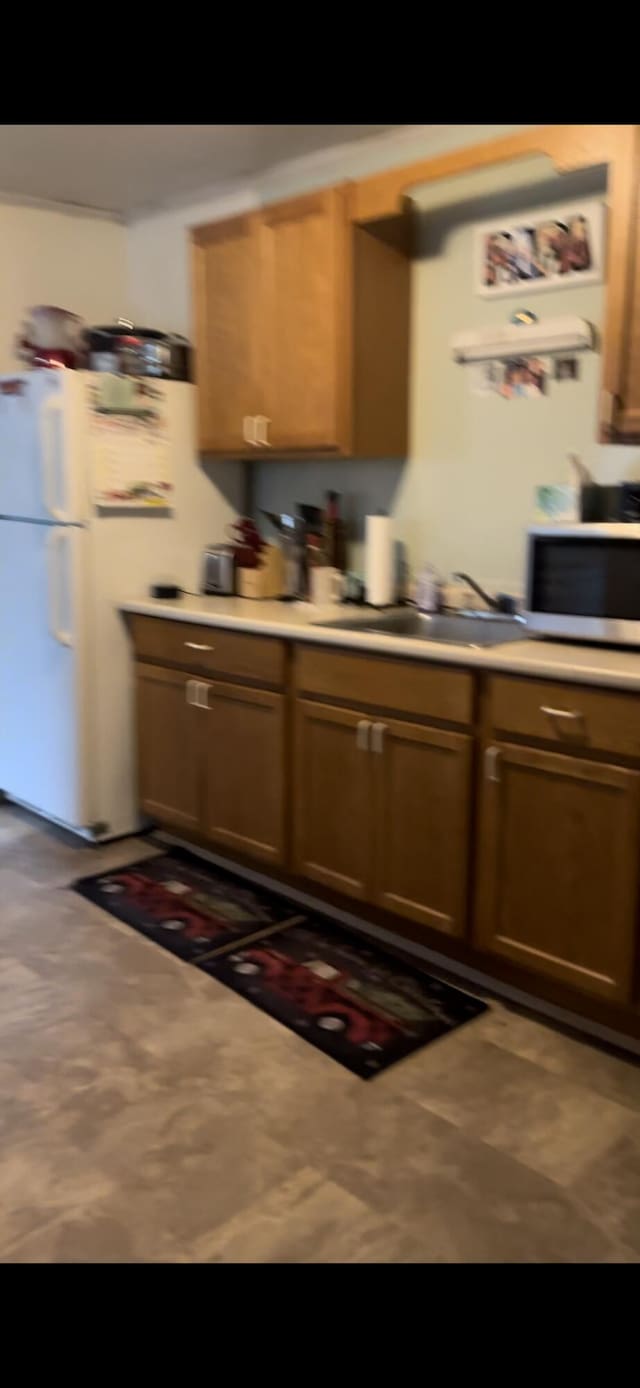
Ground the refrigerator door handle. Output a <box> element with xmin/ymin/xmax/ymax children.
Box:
<box><xmin>39</xmin><ymin>392</ymin><xmax>68</xmax><ymax>522</ymax></box>
<box><xmin>46</xmin><ymin>529</ymin><xmax>73</xmax><ymax>647</ymax></box>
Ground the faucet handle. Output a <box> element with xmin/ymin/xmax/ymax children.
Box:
<box><xmin>451</xmin><ymin>571</ymin><xmax>500</xmax><ymax>613</ymax></box>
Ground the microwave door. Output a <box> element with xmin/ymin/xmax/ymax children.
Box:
<box><xmin>526</xmin><ymin>529</ymin><xmax>640</xmax><ymax>644</ymax></box>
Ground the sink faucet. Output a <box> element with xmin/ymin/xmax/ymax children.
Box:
<box><xmin>452</xmin><ymin>572</ymin><xmax>504</xmax><ymax>613</ymax></box>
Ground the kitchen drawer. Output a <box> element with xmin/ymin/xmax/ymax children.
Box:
<box><xmin>129</xmin><ymin>615</ymin><xmax>285</xmax><ymax>687</ymax></box>
<box><xmin>295</xmin><ymin>645</ymin><xmax>473</xmax><ymax>726</ymax></box>
<box><xmin>488</xmin><ymin>675</ymin><xmax>640</xmax><ymax>760</ymax></box>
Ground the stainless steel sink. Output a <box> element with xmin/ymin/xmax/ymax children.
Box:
<box><xmin>314</xmin><ymin>608</ymin><xmax>527</xmax><ymax>648</ymax></box>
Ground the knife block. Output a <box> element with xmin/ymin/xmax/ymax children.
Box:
<box><xmin>236</xmin><ymin>544</ymin><xmax>285</xmax><ymax>599</ymax></box>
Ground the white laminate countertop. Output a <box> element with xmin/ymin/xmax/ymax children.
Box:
<box><xmin>120</xmin><ymin>595</ymin><xmax>640</xmax><ymax>692</ymax></box>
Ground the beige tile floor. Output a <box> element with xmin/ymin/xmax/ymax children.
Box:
<box><xmin>2</xmin><ymin>800</ymin><xmax>640</xmax><ymax>1263</ymax></box>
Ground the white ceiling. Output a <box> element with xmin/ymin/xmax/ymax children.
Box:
<box><xmin>0</xmin><ymin>125</ymin><xmax>407</xmax><ymax>217</ymax></box>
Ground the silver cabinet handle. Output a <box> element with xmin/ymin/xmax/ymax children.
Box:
<box><xmin>485</xmin><ymin>745</ymin><xmax>501</xmax><ymax>782</ymax></box>
<box><xmin>540</xmin><ymin>705</ymin><xmax>582</xmax><ymax>723</ymax></box>
<box><xmin>255</xmin><ymin>415</ymin><xmax>271</xmax><ymax>447</ymax></box>
<box><xmin>185</xmin><ymin>641</ymin><xmax>214</xmax><ymax>651</ymax></box>
<box><xmin>371</xmin><ymin>721</ymin><xmax>386</xmax><ymax>754</ymax></box>
<box><xmin>356</xmin><ymin>719</ymin><xmax>371</xmax><ymax>751</ymax></box>
<box><xmin>242</xmin><ymin>416</ymin><xmax>258</xmax><ymax>447</ymax></box>
<box><xmin>186</xmin><ymin>680</ymin><xmax>209</xmax><ymax>708</ymax></box>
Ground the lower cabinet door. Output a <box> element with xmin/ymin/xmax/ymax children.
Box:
<box><xmin>373</xmin><ymin>717</ymin><xmax>472</xmax><ymax>935</ymax></box>
<box><xmin>475</xmin><ymin>742</ymin><xmax>640</xmax><ymax>1002</ymax></box>
<box><xmin>136</xmin><ymin>664</ymin><xmax>202</xmax><ymax>833</ymax></box>
<box><xmin>201</xmin><ymin>680</ymin><xmax>285</xmax><ymax>865</ymax></box>
<box><xmin>294</xmin><ymin>700</ymin><xmax>375</xmax><ymax>900</ymax></box>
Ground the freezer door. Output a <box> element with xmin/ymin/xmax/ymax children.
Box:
<box><xmin>0</xmin><ymin>372</ymin><xmax>89</xmax><ymax>523</ymax></box>
<box><xmin>0</xmin><ymin>520</ymin><xmax>90</xmax><ymax>829</ymax></box>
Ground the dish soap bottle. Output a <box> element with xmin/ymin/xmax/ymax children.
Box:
<box><xmin>416</xmin><ymin>564</ymin><xmax>441</xmax><ymax>614</ymax></box>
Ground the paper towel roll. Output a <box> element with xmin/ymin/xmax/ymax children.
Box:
<box><xmin>365</xmin><ymin>514</ymin><xmax>394</xmax><ymax>607</ymax></box>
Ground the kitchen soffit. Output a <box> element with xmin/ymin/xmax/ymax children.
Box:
<box><xmin>0</xmin><ymin>125</ymin><xmax>417</xmax><ymax>217</ymax></box>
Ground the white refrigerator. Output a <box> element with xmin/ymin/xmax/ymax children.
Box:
<box><xmin>0</xmin><ymin>370</ymin><xmax>224</xmax><ymax>840</ymax></box>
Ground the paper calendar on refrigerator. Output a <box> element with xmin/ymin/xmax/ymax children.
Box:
<box><xmin>90</xmin><ymin>376</ymin><xmax>173</xmax><ymax>509</ymax></box>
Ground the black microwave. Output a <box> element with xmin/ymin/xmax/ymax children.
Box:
<box><xmin>525</xmin><ymin>524</ymin><xmax>640</xmax><ymax>645</ymax></box>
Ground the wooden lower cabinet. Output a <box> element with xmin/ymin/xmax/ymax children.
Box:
<box><xmin>294</xmin><ymin>700</ymin><xmax>375</xmax><ymax>900</ymax></box>
<box><xmin>474</xmin><ymin>741</ymin><xmax>640</xmax><ymax>1003</ymax></box>
<box><xmin>136</xmin><ymin>664</ymin><xmax>202</xmax><ymax>834</ymax></box>
<box><xmin>135</xmin><ymin>663</ymin><xmax>285</xmax><ymax>864</ymax></box>
<box><xmin>200</xmin><ymin>680</ymin><xmax>285</xmax><ymax>865</ymax></box>
<box><xmin>135</xmin><ymin>633</ymin><xmax>640</xmax><ymax>1026</ymax></box>
<box><xmin>294</xmin><ymin>700</ymin><xmax>472</xmax><ymax>929</ymax></box>
<box><xmin>374</xmin><ymin>718</ymin><xmax>472</xmax><ymax>935</ymax></box>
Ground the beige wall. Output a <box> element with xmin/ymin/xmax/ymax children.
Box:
<box><xmin>124</xmin><ymin>125</ymin><xmax>640</xmax><ymax>592</ymax></box>
<box><xmin>0</xmin><ymin>199</ymin><xmax>128</xmax><ymax>374</ymax></box>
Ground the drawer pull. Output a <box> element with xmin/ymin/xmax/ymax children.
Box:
<box><xmin>356</xmin><ymin>719</ymin><xmax>371</xmax><ymax>751</ymax></box>
<box><xmin>540</xmin><ymin>705</ymin><xmax>583</xmax><ymax>724</ymax></box>
<box><xmin>184</xmin><ymin>641</ymin><xmax>214</xmax><ymax>652</ymax></box>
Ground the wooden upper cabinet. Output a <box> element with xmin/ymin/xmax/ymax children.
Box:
<box><xmin>189</xmin><ymin>126</ymin><xmax>640</xmax><ymax>450</ymax></box>
<box><xmin>611</xmin><ymin>148</ymin><xmax>640</xmax><ymax>440</ymax></box>
<box><xmin>191</xmin><ymin>185</ymin><xmax>410</xmax><ymax>458</ymax></box>
<box><xmin>374</xmin><ymin>719</ymin><xmax>472</xmax><ymax>936</ymax></box>
<box><xmin>474</xmin><ymin>741</ymin><xmax>640</xmax><ymax>1003</ymax></box>
<box><xmin>192</xmin><ymin>215</ymin><xmax>262</xmax><ymax>454</ymax></box>
<box><xmin>257</xmin><ymin>188</ymin><xmax>348</xmax><ymax>453</ymax></box>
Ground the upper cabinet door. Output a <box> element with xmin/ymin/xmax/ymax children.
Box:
<box><xmin>612</xmin><ymin>181</ymin><xmax>640</xmax><ymax>439</ymax></box>
<box><xmin>258</xmin><ymin>188</ymin><xmax>349</xmax><ymax>453</ymax></box>
<box><xmin>192</xmin><ymin>215</ymin><xmax>261</xmax><ymax>454</ymax></box>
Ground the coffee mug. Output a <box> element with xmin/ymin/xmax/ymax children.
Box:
<box><xmin>310</xmin><ymin>567</ymin><xmax>344</xmax><ymax>606</ymax></box>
